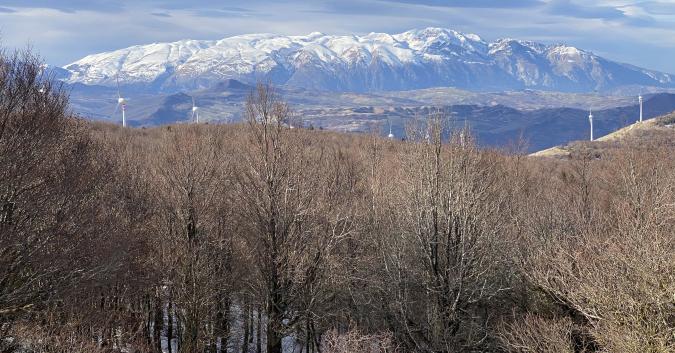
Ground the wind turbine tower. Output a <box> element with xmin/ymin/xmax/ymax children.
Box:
<box><xmin>639</xmin><ymin>93</ymin><xmax>643</xmax><ymax>123</ymax></box>
<box><xmin>191</xmin><ymin>96</ymin><xmax>200</xmax><ymax>123</ymax></box>
<box><xmin>37</xmin><ymin>64</ymin><xmax>48</xmax><ymax>94</ymax></box>
<box><xmin>388</xmin><ymin>119</ymin><xmax>395</xmax><ymax>139</ymax></box>
<box><xmin>113</xmin><ymin>76</ymin><xmax>127</xmax><ymax>127</ymax></box>
<box><xmin>589</xmin><ymin>108</ymin><xmax>594</xmax><ymax>141</ymax></box>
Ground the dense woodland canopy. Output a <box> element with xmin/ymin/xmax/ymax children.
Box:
<box><xmin>1</xmin><ymin>49</ymin><xmax>674</xmax><ymax>353</ymax></box>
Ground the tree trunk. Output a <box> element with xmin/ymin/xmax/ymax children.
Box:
<box><xmin>255</xmin><ymin>308</ymin><xmax>262</xmax><ymax>353</ymax></box>
<box><xmin>266</xmin><ymin>303</ymin><xmax>282</xmax><ymax>353</ymax></box>
<box><xmin>215</xmin><ymin>297</ymin><xmax>230</xmax><ymax>353</ymax></box>
<box><xmin>154</xmin><ymin>296</ymin><xmax>163</xmax><ymax>352</ymax></box>
<box><xmin>166</xmin><ymin>301</ymin><xmax>173</xmax><ymax>353</ymax></box>
<box><xmin>242</xmin><ymin>304</ymin><xmax>250</xmax><ymax>353</ymax></box>
<box><xmin>305</xmin><ymin>317</ymin><xmax>310</xmax><ymax>353</ymax></box>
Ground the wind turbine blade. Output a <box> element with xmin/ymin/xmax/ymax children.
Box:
<box><xmin>116</xmin><ymin>75</ymin><xmax>122</xmax><ymax>98</ymax></box>
<box><xmin>112</xmin><ymin>103</ymin><xmax>120</xmax><ymax>117</ymax></box>
<box><xmin>191</xmin><ymin>110</ymin><xmax>195</xmax><ymax>121</ymax></box>
<box><xmin>192</xmin><ymin>96</ymin><xmax>196</xmax><ymax>108</ymax></box>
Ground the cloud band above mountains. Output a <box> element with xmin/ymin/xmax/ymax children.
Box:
<box><xmin>0</xmin><ymin>0</ymin><xmax>674</xmax><ymax>74</ymax></box>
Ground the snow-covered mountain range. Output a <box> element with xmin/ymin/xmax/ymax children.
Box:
<box><xmin>62</xmin><ymin>27</ymin><xmax>674</xmax><ymax>93</ymax></box>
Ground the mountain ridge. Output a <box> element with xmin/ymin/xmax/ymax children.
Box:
<box><xmin>61</xmin><ymin>27</ymin><xmax>675</xmax><ymax>94</ymax></box>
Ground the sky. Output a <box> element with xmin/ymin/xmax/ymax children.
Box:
<box><xmin>0</xmin><ymin>0</ymin><xmax>674</xmax><ymax>73</ymax></box>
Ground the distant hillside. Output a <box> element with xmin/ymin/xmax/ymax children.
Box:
<box><xmin>300</xmin><ymin>93</ymin><xmax>675</xmax><ymax>151</ymax></box>
<box><xmin>68</xmin><ymin>81</ymin><xmax>675</xmax><ymax>152</ymax></box>
<box><xmin>531</xmin><ymin>111</ymin><xmax>675</xmax><ymax>158</ymax></box>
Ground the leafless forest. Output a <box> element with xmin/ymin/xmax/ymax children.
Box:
<box><xmin>1</xmin><ymin>50</ymin><xmax>674</xmax><ymax>353</ymax></box>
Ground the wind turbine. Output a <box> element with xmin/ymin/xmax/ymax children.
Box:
<box><xmin>191</xmin><ymin>96</ymin><xmax>200</xmax><ymax>123</ymax></box>
<box><xmin>588</xmin><ymin>108</ymin><xmax>594</xmax><ymax>141</ymax></box>
<box><xmin>38</xmin><ymin>64</ymin><xmax>48</xmax><ymax>94</ymax></box>
<box><xmin>387</xmin><ymin>119</ymin><xmax>395</xmax><ymax>139</ymax></box>
<box><xmin>638</xmin><ymin>92</ymin><xmax>643</xmax><ymax>123</ymax></box>
<box><xmin>112</xmin><ymin>76</ymin><xmax>127</xmax><ymax>127</ymax></box>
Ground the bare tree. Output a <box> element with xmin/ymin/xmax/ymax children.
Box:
<box><xmin>507</xmin><ymin>147</ymin><xmax>675</xmax><ymax>352</ymax></box>
<box><xmin>234</xmin><ymin>84</ymin><xmax>355</xmax><ymax>353</ymax></box>
<box><xmin>0</xmin><ymin>47</ymin><xmax>114</xmax><ymax>319</ymax></box>
<box><xmin>145</xmin><ymin>125</ymin><xmax>236</xmax><ymax>353</ymax></box>
<box><xmin>373</xmin><ymin>113</ymin><xmax>511</xmax><ymax>351</ymax></box>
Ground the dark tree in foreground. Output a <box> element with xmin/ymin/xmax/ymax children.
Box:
<box><xmin>0</xmin><ymin>48</ymin><xmax>108</xmax><ymax>318</ymax></box>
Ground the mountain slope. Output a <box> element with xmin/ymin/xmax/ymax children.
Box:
<box><xmin>531</xmin><ymin>110</ymin><xmax>675</xmax><ymax>158</ymax></box>
<box><xmin>62</xmin><ymin>28</ymin><xmax>675</xmax><ymax>93</ymax></box>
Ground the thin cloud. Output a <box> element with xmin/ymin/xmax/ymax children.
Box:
<box><xmin>305</xmin><ymin>0</ymin><xmax>408</xmax><ymax>15</ymax></box>
<box><xmin>192</xmin><ymin>7</ymin><xmax>255</xmax><ymax>18</ymax></box>
<box><xmin>0</xmin><ymin>0</ymin><xmax>124</xmax><ymax>13</ymax></box>
<box><xmin>154</xmin><ymin>1</ymin><xmax>258</xmax><ymax>11</ymax></box>
<box><xmin>0</xmin><ymin>0</ymin><xmax>674</xmax><ymax>73</ymax></box>
<box><xmin>381</xmin><ymin>0</ymin><xmax>544</xmax><ymax>8</ymax></box>
<box><xmin>548</xmin><ymin>0</ymin><xmax>625</xmax><ymax>20</ymax></box>
<box><xmin>545</xmin><ymin>0</ymin><xmax>662</xmax><ymax>28</ymax></box>
<box><xmin>634</xmin><ymin>1</ymin><xmax>675</xmax><ymax>15</ymax></box>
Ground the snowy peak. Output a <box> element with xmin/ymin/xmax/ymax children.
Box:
<box><xmin>489</xmin><ymin>39</ymin><xmax>547</xmax><ymax>56</ymax></box>
<box><xmin>63</xmin><ymin>27</ymin><xmax>675</xmax><ymax>93</ymax></box>
<box><xmin>394</xmin><ymin>27</ymin><xmax>486</xmax><ymax>53</ymax></box>
<box><xmin>66</xmin><ymin>39</ymin><xmax>214</xmax><ymax>85</ymax></box>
